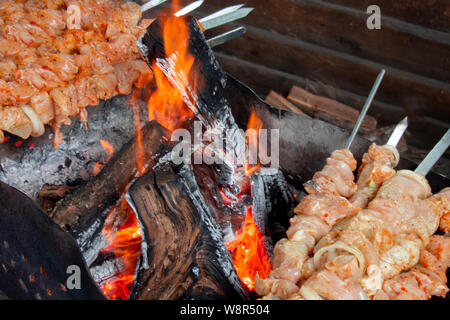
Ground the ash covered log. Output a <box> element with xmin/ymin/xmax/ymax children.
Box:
<box><xmin>0</xmin><ymin>96</ymin><xmax>139</xmax><ymax>200</ymax></box>
<box><xmin>50</xmin><ymin>121</ymin><xmax>171</xmax><ymax>250</ymax></box>
<box><xmin>128</xmin><ymin>163</ymin><xmax>247</xmax><ymax>300</ymax></box>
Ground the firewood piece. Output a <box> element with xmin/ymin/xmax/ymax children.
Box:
<box><xmin>140</xmin><ymin>16</ymin><xmax>248</xmax><ymax>187</ymax></box>
<box><xmin>287</xmin><ymin>86</ymin><xmax>377</xmax><ymax>131</ymax></box>
<box><xmin>50</xmin><ymin>121</ymin><xmax>171</xmax><ymax>236</ymax></box>
<box><xmin>265</xmin><ymin>90</ymin><xmax>306</xmax><ymax>115</ymax></box>
<box><xmin>39</xmin><ymin>184</ymin><xmax>75</xmax><ymax>200</ymax></box>
<box><xmin>38</xmin><ymin>184</ymin><xmax>78</xmax><ymax>212</ymax></box>
<box><xmin>129</xmin><ymin>164</ymin><xmax>247</xmax><ymax>300</ymax></box>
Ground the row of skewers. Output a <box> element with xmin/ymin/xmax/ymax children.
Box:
<box><xmin>0</xmin><ymin>0</ymin><xmax>252</xmax><ymax>147</ymax></box>
<box><xmin>256</xmin><ymin>71</ymin><xmax>450</xmax><ymax>300</ymax></box>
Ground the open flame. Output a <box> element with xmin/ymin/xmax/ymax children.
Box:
<box><xmin>226</xmin><ymin>207</ymin><xmax>271</xmax><ymax>292</ymax></box>
<box><xmin>245</xmin><ymin>111</ymin><xmax>263</xmax><ymax>176</ymax></box>
<box><xmin>93</xmin><ymin>139</ymin><xmax>115</xmax><ymax>176</ymax></box>
<box><xmin>147</xmin><ymin>14</ymin><xmax>198</xmax><ymax>132</ymax></box>
<box><xmin>101</xmin><ymin>10</ymin><xmax>198</xmax><ymax>300</ymax></box>
<box><xmin>100</xmin><ymin>199</ymin><xmax>142</xmax><ymax>300</ymax></box>
<box><xmin>102</xmin><ymin>11</ymin><xmax>271</xmax><ymax>298</ymax></box>
<box><xmin>225</xmin><ymin>111</ymin><xmax>272</xmax><ymax>292</ymax></box>
<box><xmin>131</xmin><ymin>90</ymin><xmax>146</xmax><ymax>175</ymax></box>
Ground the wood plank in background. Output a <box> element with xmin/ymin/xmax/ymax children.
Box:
<box><xmin>287</xmin><ymin>85</ymin><xmax>377</xmax><ymax>131</ymax></box>
<box><xmin>200</xmin><ymin>0</ymin><xmax>450</xmax><ymax>82</ymax></box>
<box><xmin>265</xmin><ymin>90</ymin><xmax>307</xmax><ymax>115</ymax></box>
<box><xmin>216</xmin><ymin>52</ymin><xmax>449</xmax><ymax>148</ymax></box>
<box><xmin>212</xmin><ymin>26</ymin><xmax>450</xmax><ymax>123</ymax></box>
<box><xmin>325</xmin><ymin>0</ymin><xmax>450</xmax><ymax>32</ymax></box>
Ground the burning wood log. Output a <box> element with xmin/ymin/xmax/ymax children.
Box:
<box><xmin>139</xmin><ymin>14</ymin><xmax>247</xmax><ymax>187</ymax></box>
<box><xmin>50</xmin><ymin>121</ymin><xmax>171</xmax><ymax>238</ymax></box>
<box><xmin>250</xmin><ymin>169</ymin><xmax>296</xmax><ymax>245</ymax></box>
<box><xmin>128</xmin><ymin>163</ymin><xmax>247</xmax><ymax>300</ymax></box>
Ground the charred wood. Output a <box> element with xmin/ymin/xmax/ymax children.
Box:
<box><xmin>128</xmin><ymin>163</ymin><xmax>247</xmax><ymax>300</ymax></box>
<box><xmin>250</xmin><ymin>169</ymin><xmax>296</xmax><ymax>253</ymax></box>
<box><xmin>140</xmin><ymin>16</ymin><xmax>247</xmax><ymax>188</ymax></box>
<box><xmin>50</xmin><ymin>121</ymin><xmax>171</xmax><ymax>250</ymax></box>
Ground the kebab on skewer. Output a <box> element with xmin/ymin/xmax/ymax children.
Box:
<box><xmin>373</xmin><ymin>134</ymin><xmax>450</xmax><ymax>300</ymax></box>
<box><xmin>374</xmin><ymin>234</ymin><xmax>450</xmax><ymax>300</ymax></box>
<box><xmin>348</xmin><ymin>116</ymin><xmax>406</xmax><ymax>209</ymax></box>
<box><xmin>256</xmin><ymin>124</ymin><xmax>407</xmax><ymax>299</ymax></box>
<box><xmin>299</xmin><ymin>184</ymin><xmax>449</xmax><ymax>300</ymax></box>
<box><xmin>291</xmin><ymin>131</ymin><xmax>450</xmax><ymax>300</ymax></box>
<box><xmin>255</xmin><ymin>148</ymin><xmax>360</xmax><ymax>299</ymax></box>
<box><xmin>256</xmin><ymin>71</ymin><xmax>392</xmax><ymax>299</ymax></box>
<box><xmin>0</xmin><ymin>0</ymin><xmax>154</xmax><ymax>147</ymax></box>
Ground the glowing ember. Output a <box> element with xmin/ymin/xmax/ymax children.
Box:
<box><xmin>93</xmin><ymin>139</ymin><xmax>115</xmax><ymax>176</ymax></box>
<box><xmin>226</xmin><ymin>207</ymin><xmax>271</xmax><ymax>292</ymax></box>
<box><xmin>100</xmin><ymin>140</ymin><xmax>114</xmax><ymax>159</ymax></box>
<box><xmin>92</xmin><ymin>162</ymin><xmax>101</xmax><ymax>176</ymax></box>
<box><xmin>101</xmin><ymin>200</ymin><xmax>142</xmax><ymax>300</ymax></box>
<box><xmin>102</xmin><ymin>275</ymin><xmax>135</xmax><ymax>301</ymax></box>
<box><xmin>147</xmin><ymin>14</ymin><xmax>197</xmax><ymax>132</ymax></box>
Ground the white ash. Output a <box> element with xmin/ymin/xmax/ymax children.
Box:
<box><xmin>0</xmin><ymin>95</ymin><xmax>142</xmax><ymax>200</ymax></box>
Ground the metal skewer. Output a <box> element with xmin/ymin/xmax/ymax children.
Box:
<box><xmin>345</xmin><ymin>69</ymin><xmax>386</xmax><ymax>149</ymax></box>
<box><xmin>174</xmin><ymin>0</ymin><xmax>204</xmax><ymax>17</ymax></box>
<box><xmin>142</xmin><ymin>0</ymin><xmax>205</xmax><ymax>16</ymax></box>
<box><xmin>141</xmin><ymin>0</ymin><xmax>168</xmax><ymax>12</ymax></box>
<box><xmin>376</xmin><ymin>116</ymin><xmax>408</xmax><ymax>170</ymax></box>
<box><xmin>415</xmin><ymin>128</ymin><xmax>450</xmax><ymax>176</ymax></box>
<box><xmin>386</xmin><ymin>116</ymin><xmax>408</xmax><ymax>148</ymax></box>
<box><xmin>141</xmin><ymin>1</ymin><xmax>252</xmax><ymax>36</ymax></box>
<box><xmin>198</xmin><ymin>4</ymin><xmax>245</xmax><ymax>22</ymax></box>
<box><xmin>207</xmin><ymin>26</ymin><xmax>247</xmax><ymax>48</ymax></box>
<box><xmin>198</xmin><ymin>7</ymin><xmax>254</xmax><ymax>31</ymax></box>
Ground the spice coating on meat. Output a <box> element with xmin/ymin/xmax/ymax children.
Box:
<box><xmin>258</xmin><ymin>142</ymin><xmax>449</xmax><ymax>301</ymax></box>
<box><xmin>0</xmin><ymin>0</ymin><xmax>154</xmax><ymax>147</ymax></box>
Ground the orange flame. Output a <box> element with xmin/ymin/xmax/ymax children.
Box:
<box><xmin>245</xmin><ymin>111</ymin><xmax>263</xmax><ymax>176</ymax></box>
<box><xmin>100</xmin><ymin>139</ymin><xmax>114</xmax><ymax>160</ymax></box>
<box><xmin>131</xmin><ymin>90</ymin><xmax>146</xmax><ymax>176</ymax></box>
<box><xmin>93</xmin><ymin>139</ymin><xmax>115</xmax><ymax>175</ymax></box>
<box><xmin>100</xmin><ymin>199</ymin><xmax>142</xmax><ymax>300</ymax></box>
<box><xmin>226</xmin><ymin>207</ymin><xmax>271</xmax><ymax>292</ymax></box>
<box><xmin>147</xmin><ymin>15</ymin><xmax>197</xmax><ymax>132</ymax></box>
<box><xmin>101</xmin><ymin>11</ymin><xmax>202</xmax><ymax>300</ymax></box>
